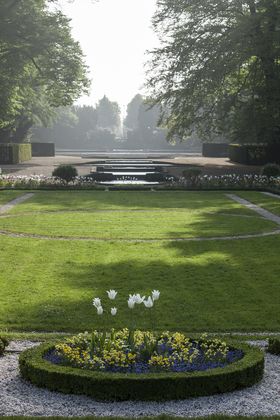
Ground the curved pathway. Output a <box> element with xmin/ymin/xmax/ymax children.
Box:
<box><xmin>1</xmin><ymin>192</ymin><xmax>280</xmax><ymax>242</ymax></box>
<box><xmin>0</xmin><ymin>341</ymin><xmax>279</xmax><ymax>417</ymax></box>
<box><xmin>0</xmin><ymin>193</ymin><xmax>34</xmax><ymax>214</ymax></box>
<box><xmin>0</xmin><ymin>228</ymin><xmax>280</xmax><ymax>242</ymax></box>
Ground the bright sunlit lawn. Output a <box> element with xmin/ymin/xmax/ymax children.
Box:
<box><xmin>0</xmin><ymin>190</ymin><xmax>279</xmax><ymax>333</ymax></box>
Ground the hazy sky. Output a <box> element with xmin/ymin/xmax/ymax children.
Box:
<box><xmin>59</xmin><ymin>0</ymin><xmax>158</xmax><ymax>113</ymax></box>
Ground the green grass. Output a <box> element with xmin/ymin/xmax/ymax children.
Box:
<box><xmin>0</xmin><ymin>235</ymin><xmax>279</xmax><ymax>332</ymax></box>
<box><xmin>0</xmin><ymin>190</ymin><xmax>279</xmax><ymax>333</ymax></box>
<box><xmin>0</xmin><ymin>190</ymin><xmax>276</xmax><ymax>238</ymax></box>
<box><xmin>238</xmin><ymin>191</ymin><xmax>280</xmax><ymax>216</ymax></box>
<box><xmin>5</xmin><ymin>190</ymin><xmax>269</xmax><ymax>213</ymax></box>
<box><xmin>0</xmin><ymin>210</ymin><xmax>275</xmax><ymax>239</ymax></box>
<box><xmin>0</xmin><ymin>190</ymin><xmax>25</xmax><ymax>206</ymax></box>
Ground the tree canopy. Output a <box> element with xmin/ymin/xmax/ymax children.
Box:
<box><xmin>0</xmin><ymin>0</ymin><xmax>90</xmax><ymax>142</ymax></box>
<box><xmin>96</xmin><ymin>95</ymin><xmax>121</xmax><ymax>135</ymax></box>
<box><xmin>147</xmin><ymin>0</ymin><xmax>280</xmax><ymax>144</ymax></box>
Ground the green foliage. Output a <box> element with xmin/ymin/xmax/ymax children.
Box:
<box><xmin>124</xmin><ymin>94</ymin><xmax>144</xmax><ymax>130</ymax></box>
<box><xmin>267</xmin><ymin>338</ymin><xmax>280</xmax><ymax>355</ymax></box>
<box><xmin>0</xmin><ymin>143</ymin><xmax>32</xmax><ymax>164</ymax></box>
<box><xmin>147</xmin><ymin>0</ymin><xmax>280</xmax><ymax>144</ymax></box>
<box><xmin>0</xmin><ymin>0</ymin><xmax>90</xmax><ymax>142</ymax></box>
<box><xmin>229</xmin><ymin>144</ymin><xmax>280</xmax><ymax>165</ymax></box>
<box><xmin>54</xmin><ymin>330</ymin><xmax>232</xmax><ymax>372</ymax></box>
<box><xmin>52</xmin><ymin>165</ymin><xmax>78</xmax><ymax>183</ymax></box>
<box><xmin>96</xmin><ymin>96</ymin><xmax>121</xmax><ymax>135</ymax></box>
<box><xmin>19</xmin><ymin>341</ymin><xmax>264</xmax><ymax>401</ymax></box>
<box><xmin>262</xmin><ymin>164</ymin><xmax>280</xmax><ymax>178</ymax></box>
<box><xmin>0</xmin><ymin>336</ymin><xmax>9</xmax><ymax>356</ymax></box>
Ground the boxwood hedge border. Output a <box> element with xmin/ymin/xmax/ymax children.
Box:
<box><xmin>19</xmin><ymin>341</ymin><xmax>264</xmax><ymax>401</ymax></box>
<box><xmin>268</xmin><ymin>338</ymin><xmax>280</xmax><ymax>355</ymax></box>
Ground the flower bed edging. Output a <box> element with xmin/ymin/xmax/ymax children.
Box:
<box><xmin>268</xmin><ymin>338</ymin><xmax>280</xmax><ymax>355</ymax></box>
<box><xmin>19</xmin><ymin>341</ymin><xmax>264</xmax><ymax>401</ymax></box>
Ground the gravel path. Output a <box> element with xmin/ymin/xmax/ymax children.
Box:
<box><xmin>0</xmin><ymin>228</ymin><xmax>280</xmax><ymax>243</ymax></box>
<box><xmin>0</xmin><ymin>193</ymin><xmax>34</xmax><ymax>214</ymax></box>
<box><xmin>227</xmin><ymin>194</ymin><xmax>280</xmax><ymax>225</ymax></box>
<box><xmin>0</xmin><ymin>341</ymin><xmax>279</xmax><ymax>417</ymax></box>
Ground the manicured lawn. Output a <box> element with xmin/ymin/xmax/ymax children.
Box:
<box><xmin>0</xmin><ymin>190</ymin><xmax>25</xmax><ymax>206</ymax></box>
<box><xmin>0</xmin><ymin>190</ymin><xmax>279</xmax><ymax>333</ymax></box>
<box><xmin>0</xmin><ymin>190</ymin><xmax>276</xmax><ymax>238</ymax></box>
<box><xmin>0</xmin><ymin>210</ymin><xmax>275</xmax><ymax>239</ymax></box>
<box><xmin>5</xmin><ymin>190</ymin><xmax>267</xmax><ymax>213</ymax></box>
<box><xmin>0</xmin><ymin>234</ymin><xmax>279</xmax><ymax>332</ymax></box>
<box><xmin>238</xmin><ymin>191</ymin><xmax>280</xmax><ymax>216</ymax></box>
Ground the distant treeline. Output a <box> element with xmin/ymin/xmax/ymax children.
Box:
<box><xmin>33</xmin><ymin>94</ymin><xmax>202</xmax><ymax>151</ymax></box>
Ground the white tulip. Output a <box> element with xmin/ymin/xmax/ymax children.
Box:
<box><xmin>135</xmin><ymin>294</ymin><xmax>145</xmax><ymax>304</ymax></box>
<box><xmin>152</xmin><ymin>290</ymin><xmax>160</xmax><ymax>301</ymax></box>
<box><xmin>93</xmin><ymin>297</ymin><xmax>101</xmax><ymax>308</ymax></box>
<box><xmin>128</xmin><ymin>297</ymin><xmax>135</xmax><ymax>309</ymax></box>
<box><xmin>111</xmin><ymin>307</ymin><xmax>117</xmax><ymax>316</ymax></box>
<box><xmin>107</xmin><ymin>289</ymin><xmax>118</xmax><ymax>300</ymax></box>
<box><xmin>129</xmin><ymin>293</ymin><xmax>145</xmax><ymax>304</ymax></box>
<box><xmin>143</xmin><ymin>296</ymin><xmax>154</xmax><ymax>308</ymax></box>
<box><xmin>97</xmin><ymin>306</ymin><xmax>103</xmax><ymax>316</ymax></box>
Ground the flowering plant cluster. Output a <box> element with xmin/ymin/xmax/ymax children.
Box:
<box><xmin>174</xmin><ymin>174</ymin><xmax>280</xmax><ymax>190</ymax></box>
<box><xmin>0</xmin><ymin>173</ymin><xmax>279</xmax><ymax>191</ymax></box>
<box><xmin>92</xmin><ymin>289</ymin><xmax>160</xmax><ymax>318</ymax></box>
<box><xmin>49</xmin><ymin>330</ymin><xmax>243</xmax><ymax>374</ymax></box>
<box><xmin>0</xmin><ymin>175</ymin><xmax>97</xmax><ymax>190</ymax></box>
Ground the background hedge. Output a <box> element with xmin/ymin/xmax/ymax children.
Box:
<box><xmin>0</xmin><ymin>143</ymin><xmax>32</xmax><ymax>164</ymax></box>
<box><xmin>31</xmin><ymin>143</ymin><xmax>55</xmax><ymax>157</ymax></box>
<box><xmin>19</xmin><ymin>341</ymin><xmax>264</xmax><ymax>401</ymax></box>
<box><xmin>229</xmin><ymin>144</ymin><xmax>280</xmax><ymax>165</ymax></box>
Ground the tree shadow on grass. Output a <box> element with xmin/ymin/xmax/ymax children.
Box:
<box><xmin>2</xmin><ymin>242</ymin><xmax>279</xmax><ymax>333</ymax></box>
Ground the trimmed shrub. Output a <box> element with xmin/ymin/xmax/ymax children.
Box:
<box><xmin>0</xmin><ymin>336</ymin><xmax>9</xmax><ymax>356</ymax></box>
<box><xmin>0</xmin><ymin>143</ymin><xmax>32</xmax><ymax>164</ymax></box>
<box><xmin>202</xmin><ymin>143</ymin><xmax>229</xmax><ymax>158</ymax></box>
<box><xmin>19</xmin><ymin>341</ymin><xmax>264</xmax><ymax>401</ymax></box>
<box><xmin>229</xmin><ymin>144</ymin><xmax>280</xmax><ymax>165</ymax></box>
<box><xmin>52</xmin><ymin>165</ymin><xmax>78</xmax><ymax>183</ymax></box>
<box><xmin>31</xmin><ymin>143</ymin><xmax>55</xmax><ymax>157</ymax></box>
<box><xmin>261</xmin><ymin>164</ymin><xmax>280</xmax><ymax>178</ymax></box>
<box><xmin>267</xmin><ymin>338</ymin><xmax>280</xmax><ymax>355</ymax></box>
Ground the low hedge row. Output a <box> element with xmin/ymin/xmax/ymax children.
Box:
<box><xmin>0</xmin><ymin>336</ymin><xmax>9</xmax><ymax>356</ymax></box>
<box><xmin>0</xmin><ymin>143</ymin><xmax>32</xmax><ymax>164</ymax></box>
<box><xmin>229</xmin><ymin>144</ymin><xmax>280</xmax><ymax>165</ymax></box>
<box><xmin>19</xmin><ymin>341</ymin><xmax>264</xmax><ymax>401</ymax></box>
<box><xmin>268</xmin><ymin>338</ymin><xmax>280</xmax><ymax>355</ymax></box>
<box><xmin>31</xmin><ymin>143</ymin><xmax>55</xmax><ymax>157</ymax></box>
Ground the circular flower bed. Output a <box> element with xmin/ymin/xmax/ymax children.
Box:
<box><xmin>19</xmin><ymin>331</ymin><xmax>264</xmax><ymax>401</ymax></box>
<box><xmin>47</xmin><ymin>330</ymin><xmax>243</xmax><ymax>374</ymax></box>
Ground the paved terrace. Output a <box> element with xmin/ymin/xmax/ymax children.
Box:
<box><xmin>0</xmin><ymin>154</ymin><xmax>262</xmax><ymax>177</ymax></box>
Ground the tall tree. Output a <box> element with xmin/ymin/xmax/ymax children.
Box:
<box><xmin>0</xmin><ymin>0</ymin><xmax>90</xmax><ymax>142</ymax></box>
<box><xmin>96</xmin><ymin>95</ymin><xmax>121</xmax><ymax>135</ymax></box>
<box><xmin>147</xmin><ymin>0</ymin><xmax>280</xmax><ymax>144</ymax></box>
<box><xmin>124</xmin><ymin>94</ymin><xmax>143</xmax><ymax>130</ymax></box>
